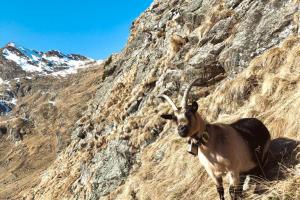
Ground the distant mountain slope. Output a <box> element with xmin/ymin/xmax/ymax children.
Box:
<box><xmin>0</xmin><ymin>43</ymin><xmax>101</xmax><ymax>115</ymax></box>
<box><xmin>0</xmin><ymin>65</ymin><xmax>104</xmax><ymax>198</ymax></box>
<box><xmin>0</xmin><ymin>42</ymin><xmax>96</xmax><ymax>79</ymax></box>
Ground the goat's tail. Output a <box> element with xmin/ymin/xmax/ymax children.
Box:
<box><xmin>262</xmin><ymin>139</ymin><xmax>271</xmax><ymax>166</ymax></box>
<box><xmin>253</xmin><ymin>138</ymin><xmax>271</xmax><ymax>179</ymax></box>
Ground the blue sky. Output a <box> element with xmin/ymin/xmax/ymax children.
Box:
<box><xmin>0</xmin><ymin>0</ymin><xmax>153</xmax><ymax>59</ymax></box>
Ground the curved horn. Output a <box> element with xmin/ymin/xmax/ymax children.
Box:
<box><xmin>181</xmin><ymin>77</ymin><xmax>203</xmax><ymax>109</ymax></box>
<box><xmin>181</xmin><ymin>74</ymin><xmax>226</xmax><ymax>109</ymax></box>
<box><xmin>158</xmin><ymin>94</ymin><xmax>178</xmax><ymax>111</ymax></box>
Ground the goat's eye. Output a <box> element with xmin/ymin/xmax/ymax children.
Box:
<box><xmin>161</xmin><ymin>114</ymin><xmax>177</xmax><ymax>121</ymax></box>
<box><xmin>185</xmin><ymin>112</ymin><xmax>192</xmax><ymax>120</ymax></box>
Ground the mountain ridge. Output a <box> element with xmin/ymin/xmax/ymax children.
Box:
<box><xmin>0</xmin><ymin>42</ymin><xmax>102</xmax><ymax>115</ymax></box>
<box><xmin>0</xmin><ymin>42</ymin><xmax>98</xmax><ymax>80</ymax></box>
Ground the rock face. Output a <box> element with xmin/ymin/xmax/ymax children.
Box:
<box><xmin>2</xmin><ymin>0</ymin><xmax>300</xmax><ymax>200</ymax></box>
<box><xmin>0</xmin><ymin>126</ymin><xmax>7</xmax><ymax>138</ymax></box>
<box><xmin>88</xmin><ymin>140</ymin><xmax>133</xmax><ymax>199</ymax></box>
<box><xmin>0</xmin><ymin>102</ymin><xmax>12</xmax><ymax>114</ymax></box>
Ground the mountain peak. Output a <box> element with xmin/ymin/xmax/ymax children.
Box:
<box><xmin>6</xmin><ymin>42</ymin><xmax>16</xmax><ymax>48</ymax></box>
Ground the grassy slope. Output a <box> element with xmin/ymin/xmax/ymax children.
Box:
<box><xmin>105</xmin><ymin>37</ymin><xmax>300</xmax><ymax>200</ymax></box>
<box><xmin>12</xmin><ymin>0</ymin><xmax>300</xmax><ymax>199</ymax></box>
<box><xmin>27</xmin><ymin>37</ymin><xmax>300</xmax><ymax>200</ymax></box>
<box><xmin>0</xmin><ymin>65</ymin><xmax>103</xmax><ymax>199</ymax></box>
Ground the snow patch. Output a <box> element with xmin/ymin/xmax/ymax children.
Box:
<box><xmin>14</xmin><ymin>78</ymin><xmax>20</xmax><ymax>83</ymax></box>
<box><xmin>51</xmin><ymin>63</ymin><xmax>88</xmax><ymax>77</ymax></box>
<box><xmin>3</xmin><ymin>49</ymin><xmax>44</xmax><ymax>73</ymax></box>
<box><xmin>48</xmin><ymin>100</ymin><xmax>56</xmax><ymax>105</ymax></box>
<box><xmin>7</xmin><ymin>42</ymin><xmax>16</xmax><ymax>47</ymax></box>
<box><xmin>11</xmin><ymin>98</ymin><xmax>17</xmax><ymax>105</ymax></box>
<box><xmin>2</xmin><ymin>42</ymin><xmax>100</xmax><ymax>78</ymax></box>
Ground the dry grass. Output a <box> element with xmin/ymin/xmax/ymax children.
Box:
<box><xmin>16</xmin><ymin>32</ymin><xmax>300</xmax><ymax>199</ymax></box>
<box><xmin>0</xmin><ymin>65</ymin><xmax>103</xmax><ymax>199</ymax></box>
<box><xmin>195</xmin><ymin>1</ymin><xmax>235</xmax><ymax>40</ymax></box>
<box><xmin>1</xmin><ymin>0</ymin><xmax>299</xmax><ymax>198</ymax></box>
<box><xmin>103</xmin><ymin>36</ymin><xmax>300</xmax><ymax>200</ymax></box>
<box><xmin>14</xmin><ymin>11</ymin><xmax>300</xmax><ymax>199</ymax></box>
<box><xmin>25</xmin><ymin>36</ymin><xmax>300</xmax><ymax>200</ymax></box>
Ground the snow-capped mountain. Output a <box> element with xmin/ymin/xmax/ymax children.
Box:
<box><xmin>0</xmin><ymin>42</ymin><xmax>96</xmax><ymax>78</ymax></box>
<box><xmin>0</xmin><ymin>78</ymin><xmax>16</xmax><ymax>115</ymax></box>
<box><xmin>0</xmin><ymin>42</ymin><xmax>101</xmax><ymax>115</ymax></box>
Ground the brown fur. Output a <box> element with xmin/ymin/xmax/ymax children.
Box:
<box><xmin>161</xmin><ymin>99</ymin><xmax>270</xmax><ymax>200</ymax></box>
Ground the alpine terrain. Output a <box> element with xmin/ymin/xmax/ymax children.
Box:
<box><xmin>0</xmin><ymin>0</ymin><xmax>299</xmax><ymax>200</ymax></box>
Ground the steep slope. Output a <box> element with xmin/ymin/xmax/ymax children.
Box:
<box><xmin>103</xmin><ymin>36</ymin><xmax>300</xmax><ymax>200</ymax></box>
<box><xmin>0</xmin><ymin>64</ymin><xmax>104</xmax><ymax>199</ymax></box>
<box><xmin>7</xmin><ymin>0</ymin><xmax>300</xmax><ymax>199</ymax></box>
<box><xmin>0</xmin><ymin>44</ymin><xmax>102</xmax><ymax>198</ymax></box>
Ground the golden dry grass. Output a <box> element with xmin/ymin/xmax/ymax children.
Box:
<box><xmin>0</xmin><ymin>65</ymin><xmax>103</xmax><ymax>199</ymax></box>
<box><xmin>17</xmin><ymin>34</ymin><xmax>300</xmax><ymax>200</ymax></box>
<box><xmin>24</xmin><ymin>36</ymin><xmax>300</xmax><ymax>200</ymax></box>
<box><xmin>14</xmin><ymin>13</ymin><xmax>300</xmax><ymax>200</ymax></box>
<box><xmin>103</xmin><ymin>36</ymin><xmax>300</xmax><ymax>200</ymax></box>
<box><xmin>2</xmin><ymin>0</ymin><xmax>299</xmax><ymax>198</ymax></box>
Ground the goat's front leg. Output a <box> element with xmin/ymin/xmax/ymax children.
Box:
<box><xmin>206</xmin><ymin>171</ymin><xmax>224</xmax><ymax>200</ymax></box>
<box><xmin>216</xmin><ymin>177</ymin><xmax>225</xmax><ymax>200</ymax></box>
<box><xmin>229</xmin><ymin>171</ymin><xmax>241</xmax><ymax>200</ymax></box>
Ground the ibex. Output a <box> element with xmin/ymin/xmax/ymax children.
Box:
<box><xmin>159</xmin><ymin>76</ymin><xmax>271</xmax><ymax>200</ymax></box>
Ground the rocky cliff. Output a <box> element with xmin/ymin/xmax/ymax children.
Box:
<box><xmin>1</xmin><ymin>0</ymin><xmax>300</xmax><ymax>199</ymax></box>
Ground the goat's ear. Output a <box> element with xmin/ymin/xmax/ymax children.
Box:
<box><xmin>191</xmin><ymin>101</ymin><xmax>198</xmax><ymax>113</ymax></box>
<box><xmin>161</xmin><ymin>114</ymin><xmax>176</xmax><ymax>121</ymax></box>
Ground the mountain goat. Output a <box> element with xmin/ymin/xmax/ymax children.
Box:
<box><xmin>159</xmin><ymin>76</ymin><xmax>271</xmax><ymax>200</ymax></box>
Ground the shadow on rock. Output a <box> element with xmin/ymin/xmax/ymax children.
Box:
<box><xmin>264</xmin><ymin>137</ymin><xmax>299</xmax><ymax>181</ymax></box>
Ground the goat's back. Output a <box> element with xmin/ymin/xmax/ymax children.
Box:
<box><xmin>230</xmin><ymin>118</ymin><xmax>270</xmax><ymax>149</ymax></box>
<box><xmin>230</xmin><ymin>118</ymin><xmax>271</xmax><ymax>168</ymax></box>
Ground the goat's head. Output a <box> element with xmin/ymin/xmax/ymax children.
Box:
<box><xmin>159</xmin><ymin>78</ymin><xmax>206</xmax><ymax>138</ymax></box>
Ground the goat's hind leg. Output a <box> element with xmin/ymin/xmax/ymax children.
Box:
<box><xmin>229</xmin><ymin>171</ymin><xmax>241</xmax><ymax>200</ymax></box>
<box><xmin>236</xmin><ymin>173</ymin><xmax>247</xmax><ymax>199</ymax></box>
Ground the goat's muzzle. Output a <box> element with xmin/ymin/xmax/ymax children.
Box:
<box><xmin>178</xmin><ymin>125</ymin><xmax>189</xmax><ymax>137</ymax></box>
